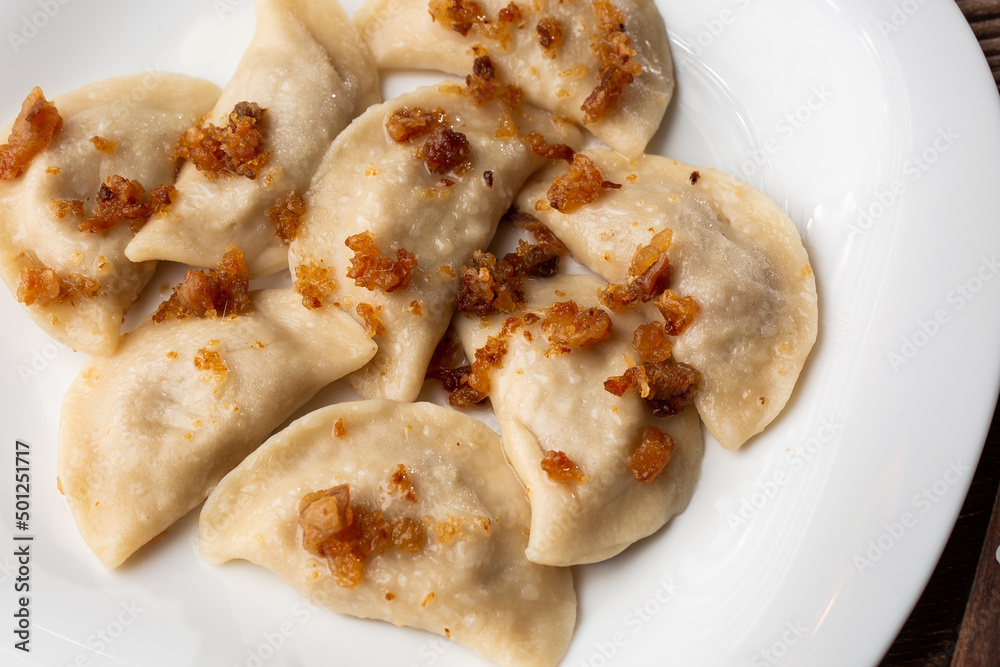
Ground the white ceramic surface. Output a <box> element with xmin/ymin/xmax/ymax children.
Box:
<box><xmin>1</xmin><ymin>0</ymin><xmax>999</xmax><ymax>666</ymax></box>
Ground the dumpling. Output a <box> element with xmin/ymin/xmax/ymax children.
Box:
<box><xmin>199</xmin><ymin>400</ymin><xmax>575</xmax><ymax>667</ymax></box>
<box><xmin>58</xmin><ymin>288</ymin><xmax>377</xmax><ymax>569</ymax></box>
<box><xmin>288</xmin><ymin>81</ymin><xmax>582</xmax><ymax>402</ymax></box>
<box><xmin>354</xmin><ymin>0</ymin><xmax>673</xmax><ymax>156</ymax></box>
<box><xmin>0</xmin><ymin>76</ymin><xmax>219</xmax><ymax>355</ymax></box>
<box><xmin>126</xmin><ymin>0</ymin><xmax>380</xmax><ymax>277</ymax></box>
<box><xmin>515</xmin><ymin>150</ymin><xmax>819</xmax><ymax>450</ymax></box>
<box><xmin>453</xmin><ymin>273</ymin><xmax>702</xmax><ymax>565</ymax></box>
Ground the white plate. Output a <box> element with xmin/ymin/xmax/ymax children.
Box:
<box><xmin>2</xmin><ymin>1</ymin><xmax>999</xmax><ymax>665</ymax></box>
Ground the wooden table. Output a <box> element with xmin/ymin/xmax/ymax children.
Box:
<box><xmin>880</xmin><ymin>5</ymin><xmax>1000</xmax><ymax>663</ymax></box>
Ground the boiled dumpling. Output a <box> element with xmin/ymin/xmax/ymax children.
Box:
<box><xmin>58</xmin><ymin>287</ymin><xmax>377</xmax><ymax>568</ymax></box>
<box><xmin>200</xmin><ymin>400</ymin><xmax>575</xmax><ymax>667</ymax></box>
<box><xmin>454</xmin><ymin>273</ymin><xmax>702</xmax><ymax>565</ymax></box>
<box><xmin>515</xmin><ymin>150</ymin><xmax>819</xmax><ymax>450</ymax></box>
<box><xmin>126</xmin><ymin>0</ymin><xmax>380</xmax><ymax>277</ymax></box>
<box><xmin>288</xmin><ymin>81</ymin><xmax>582</xmax><ymax>402</ymax></box>
<box><xmin>355</xmin><ymin>0</ymin><xmax>673</xmax><ymax>156</ymax></box>
<box><xmin>0</xmin><ymin>76</ymin><xmax>219</xmax><ymax>355</ymax></box>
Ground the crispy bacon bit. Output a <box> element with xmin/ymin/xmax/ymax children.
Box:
<box><xmin>499</xmin><ymin>2</ymin><xmax>522</xmax><ymax>22</ymax></box>
<box><xmin>541</xmin><ymin>450</ymin><xmax>588</xmax><ymax>483</ymax></box>
<box><xmin>357</xmin><ymin>302</ymin><xmax>386</xmax><ymax>337</ymax></box>
<box><xmin>385</xmin><ymin>106</ymin><xmax>447</xmax><ymax>143</ymax></box>
<box><xmin>495</xmin><ymin>82</ymin><xmax>524</xmax><ymax>113</ymax></box>
<box><xmin>334</xmin><ymin>418</ymin><xmax>347</xmax><ymax>438</ymax></box>
<box><xmin>194</xmin><ymin>348</ymin><xmax>228</xmax><ymax>386</ymax></box>
<box><xmin>293</xmin><ymin>261</ymin><xmax>337</xmax><ymax>310</ymax></box>
<box><xmin>50</xmin><ymin>199</ymin><xmax>84</xmax><ymax>219</ymax></box>
<box><xmin>547</xmin><ymin>154</ymin><xmax>621</xmax><ymax>213</ymax></box>
<box><xmin>581</xmin><ymin>0</ymin><xmax>642</xmax><ymax>124</ymax></box>
<box><xmin>429</xmin><ymin>0</ymin><xmax>522</xmax><ymax>45</ymax></box>
<box><xmin>464</xmin><ymin>52</ymin><xmax>524</xmax><ymax>116</ymax></box>
<box><xmin>466</xmin><ymin>54</ymin><xmax>497</xmax><ymax>106</ymax></box>
<box><xmin>504</xmin><ymin>207</ymin><xmax>569</xmax><ymax>257</ymax></box>
<box><xmin>456</xmin><ymin>250</ymin><xmax>518</xmax><ymax>316</ymax></box>
<box><xmin>441</xmin><ymin>334</ymin><xmax>507</xmax><ymax>407</ymax></box>
<box><xmin>90</xmin><ymin>136</ymin><xmax>117</xmax><ymax>155</ymax></box>
<box><xmin>299</xmin><ymin>484</ymin><xmax>426</xmax><ymax>588</ymax></box>
<box><xmin>78</xmin><ymin>175</ymin><xmax>165</xmax><ymax>233</ymax></box>
<box><xmin>16</xmin><ymin>265</ymin><xmax>99</xmax><ymax>306</ymax></box>
<box><xmin>632</xmin><ymin>322</ymin><xmax>672</xmax><ymax>363</ymax></box>
<box><xmin>416</xmin><ymin>126</ymin><xmax>470</xmax><ymax>174</ymax></box>
<box><xmin>522</xmin><ymin>131</ymin><xmax>575</xmax><ymax>163</ymax></box>
<box><xmin>483</xmin><ymin>170</ymin><xmax>494</xmax><ymax>188</ymax></box>
<box><xmin>655</xmin><ymin>289</ymin><xmax>700</xmax><ymax>335</ymax></box>
<box><xmin>599</xmin><ymin>229</ymin><xmax>674</xmax><ymax>311</ymax></box>
<box><xmin>428</xmin><ymin>0</ymin><xmax>485</xmax><ymax>36</ymax></box>
<box><xmin>581</xmin><ymin>65</ymin><xmax>636</xmax><ymax>125</ymax></box>
<box><xmin>173</xmin><ymin>101</ymin><xmax>269</xmax><ymax>179</ymax></box>
<box><xmin>148</xmin><ymin>184</ymin><xmax>177</xmax><ymax>218</ymax></box>
<box><xmin>153</xmin><ymin>247</ymin><xmax>252</xmax><ymax>322</ymax></box>
<box><xmin>604</xmin><ymin>360</ymin><xmax>700</xmax><ymax>417</ymax></box>
<box><xmin>346</xmin><ymin>231</ymin><xmax>418</xmax><ymax>292</ymax></box>
<box><xmin>426</xmin><ymin>327</ymin><xmax>471</xmax><ymax>389</ymax></box>
<box><xmin>627</xmin><ymin>427</ymin><xmax>675</xmax><ymax>482</ymax></box>
<box><xmin>536</xmin><ymin>16</ymin><xmax>563</xmax><ymax>56</ymax></box>
<box><xmin>501</xmin><ymin>316</ymin><xmax>523</xmax><ymax>337</ymax></box>
<box><xmin>540</xmin><ymin>300</ymin><xmax>613</xmax><ymax>352</ymax></box>
<box><xmin>455</xmin><ymin>242</ymin><xmax>552</xmax><ymax>317</ymax></box>
<box><xmin>464</xmin><ymin>334</ymin><xmax>507</xmax><ymax>396</ymax></box>
<box><xmin>266</xmin><ymin>191</ymin><xmax>306</xmax><ymax>244</ymax></box>
<box><xmin>387</xmin><ymin>464</ymin><xmax>418</xmax><ymax>502</ymax></box>
<box><xmin>0</xmin><ymin>87</ymin><xmax>62</xmax><ymax>180</ymax></box>
<box><xmin>689</xmin><ymin>170</ymin><xmax>700</xmax><ymax>185</ymax></box>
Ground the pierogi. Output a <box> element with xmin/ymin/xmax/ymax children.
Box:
<box><xmin>516</xmin><ymin>150</ymin><xmax>818</xmax><ymax>450</ymax></box>
<box><xmin>455</xmin><ymin>273</ymin><xmax>702</xmax><ymax>565</ymax></box>
<box><xmin>126</xmin><ymin>0</ymin><xmax>380</xmax><ymax>277</ymax></box>
<box><xmin>355</xmin><ymin>0</ymin><xmax>673</xmax><ymax>156</ymax></box>
<box><xmin>288</xmin><ymin>82</ymin><xmax>582</xmax><ymax>402</ymax></box>
<box><xmin>0</xmin><ymin>75</ymin><xmax>219</xmax><ymax>355</ymax></box>
<box><xmin>200</xmin><ymin>400</ymin><xmax>575</xmax><ymax>667</ymax></box>
<box><xmin>58</xmin><ymin>288</ymin><xmax>377</xmax><ymax>569</ymax></box>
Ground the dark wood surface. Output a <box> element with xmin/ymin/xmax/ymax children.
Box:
<box><xmin>879</xmin><ymin>6</ymin><xmax>1000</xmax><ymax>665</ymax></box>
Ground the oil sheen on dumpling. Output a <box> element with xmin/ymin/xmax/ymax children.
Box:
<box><xmin>0</xmin><ymin>75</ymin><xmax>219</xmax><ymax>355</ymax></box>
<box><xmin>199</xmin><ymin>400</ymin><xmax>575</xmax><ymax>667</ymax></box>
<box><xmin>516</xmin><ymin>150</ymin><xmax>819</xmax><ymax>450</ymax></box>
<box><xmin>354</xmin><ymin>0</ymin><xmax>672</xmax><ymax>156</ymax></box>
<box><xmin>288</xmin><ymin>82</ymin><xmax>581</xmax><ymax>402</ymax></box>
<box><xmin>455</xmin><ymin>274</ymin><xmax>702</xmax><ymax>565</ymax></box>
<box><xmin>126</xmin><ymin>0</ymin><xmax>380</xmax><ymax>277</ymax></box>
<box><xmin>58</xmin><ymin>288</ymin><xmax>377</xmax><ymax>569</ymax></box>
